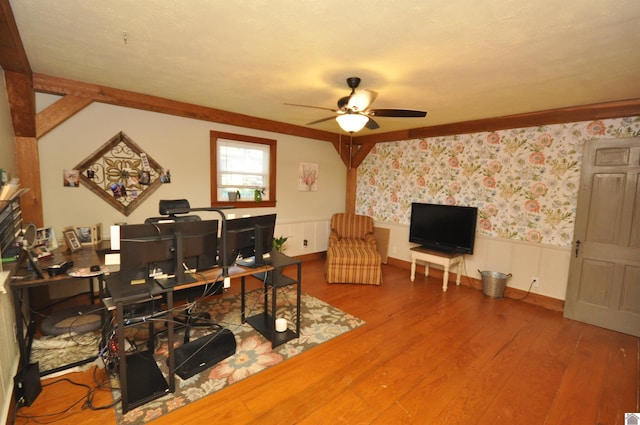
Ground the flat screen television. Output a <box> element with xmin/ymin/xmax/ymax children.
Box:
<box><xmin>409</xmin><ymin>202</ymin><xmax>478</xmax><ymax>254</ymax></box>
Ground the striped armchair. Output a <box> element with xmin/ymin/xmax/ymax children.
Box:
<box><xmin>328</xmin><ymin>213</ymin><xmax>377</xmax><ymax>248</ymax></box>
<box><xmin>326</xmin><ymin>213</ymin><xmax>382</xmax><ymax>285</ymax></box>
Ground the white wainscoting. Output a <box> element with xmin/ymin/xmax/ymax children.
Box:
<box><xmin>1</xmin><ymin>272</ymin><xmax>21</xmax><ymax>423</ymax></box>
<box><xmin>273</xmin><ymin>216</ymin><xmax>331</xmax><ymax>257</ymax></box>
<box><xmin>376</xmin><ymin>221</ymin><xmax>571</xmax><ymax>301</ymax></box>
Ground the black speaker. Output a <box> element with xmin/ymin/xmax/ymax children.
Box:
<box><xmin>14</xmin><ymin>363</ymin><xmax>42</xmax><ymax>407</ymax></box>
<box><xmin>171</xmin><ymin>328</ymin><xmax>236</xmax><ymax>379</ymax></box>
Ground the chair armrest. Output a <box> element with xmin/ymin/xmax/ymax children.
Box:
<box><xmin>329</xmin><ymin>230</ymin><xmax>340</xmax><ymax>245</ymax></box>
<box><xmin>364</xmin><ymin>233</ymin><xmax>377</xmax><ymax>247</ymax></box>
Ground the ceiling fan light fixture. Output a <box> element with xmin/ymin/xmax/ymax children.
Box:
<box><xmin>336</xmin><ymin>113</ymin><xmax>369</xmax><ymax>133</ymax></box>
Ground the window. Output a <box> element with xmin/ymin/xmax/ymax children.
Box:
<box><xmin>210</xmin><ymin>131</ymin><xmax>276</xmax><ymax>208</ymax></box>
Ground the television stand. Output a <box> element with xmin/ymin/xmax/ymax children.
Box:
<box><xmin>410</xmin><ymin>247</ymin><xmax>464</xmax><ymax>292</ymax></box>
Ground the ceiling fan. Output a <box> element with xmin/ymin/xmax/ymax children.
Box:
<box><xmin>286</xmin><ymin>77</ymin><xmax>427</xmax><ymax>133</ymax></box>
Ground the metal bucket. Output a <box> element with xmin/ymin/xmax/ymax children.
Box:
<box><xmin>478</xmin><ymin>270</ymin><xmax>512</xmax><ymax>299</ymax></box>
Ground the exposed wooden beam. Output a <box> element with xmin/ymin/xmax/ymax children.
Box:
<box><xmin>4</xmin><ymin>71</ymin><xmax>35</xmax><ymax>137</ymax></box>
<box><xmin>354</xmin><ymin>98</ymin><xmax>640</xmax><ymax>145</ymax></box>
<box><xmin>32</xmin><ymin>74</ymin><xmax>640</xmax><ymax>172</ymax></box>
<box><xmin>15</xmin><ymin>136</ymin><xmax>43</xmax><ymax>226</ymax></box>
<box><xmin>36</xmin><ymin>95</ymin><xmax>93</xmax><ymax>138</ymax></box>
<box><xmin>351</xmin><ymin>143</ymin><xmax>375</xmax><ymax>169</ymax></box>
<box><xmin>345</xmin><ymin>168</ymin><xmax>357</xmax><ymax>214</ymax></box>
<box><xmin>33</xmin><ymin>73</ymin><xmax>341</xmax><ymax>144</ymax></box>
<box><xmin>0</xmin><ymin>0</ymin><xmax>31</xmax><ymax>75</ymax></box>
<box><xmin>332</xmin><ymin>134</ymin><xmax>352</xmax><ymax>168</ymax></box>
<box><xmin>1</xmin><ymin>0</ymin><xmax>41</xmax><ymax>225</ymax></box>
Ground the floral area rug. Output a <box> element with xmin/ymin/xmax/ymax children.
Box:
<box><xmin>110</xmin><ymin>287</ymin><xmax>365</xmax><ymax>424</ymax></box>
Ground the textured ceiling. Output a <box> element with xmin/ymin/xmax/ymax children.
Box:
<box><xmin>8</xmin><ymin>0</ymin><xmax>640</xmax><ymax>135</ymax></box>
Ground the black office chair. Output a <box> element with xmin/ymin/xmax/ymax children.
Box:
<box><xmin>145</xmin><ymin>199</ymin><xmax>201</xmax><ymax>224</ymax></box>
<box><xmin>146</xmin><ymin>199</ymin><xmax>213</xmax><ymax>343</ymax></box>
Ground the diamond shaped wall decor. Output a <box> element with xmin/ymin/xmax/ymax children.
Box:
<box><xmin>73</xmin><ymin>131</ymin><xmax>165</xmax><ymax>216</ymax></box>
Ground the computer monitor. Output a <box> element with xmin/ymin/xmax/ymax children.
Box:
<box><xmin>219</xmin><ymin>214</ymin><xmax>276</xmax><ymax>268</ymax></box>
<box><xmin>180</xmin><ymin>220</ymin><xmax>218</xmax><ymax>271</ymax></box>
<box><xmin>119</xmin><ymin>219</ymin><xmax>219</xmax><ymax>287</ymax></box>
<box><xmin>119</xmin><ymin>222</ymin><xmax>174</xmax><ymax>285</ymax></box>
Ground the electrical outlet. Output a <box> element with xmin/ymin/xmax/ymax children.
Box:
<box><xmin>303</xmin><ymin>239</ymin><xmax>308</xmax><ymax>248</ymax></box>
<box><xmin>532</xmin><ymin>277</ymin><xmax>539</xmax><ymax>288</ymax></box>
<box><xmin>223</xmin><ymin>277</ymin><xmax>231</xmax><ymax>288</ymax></box>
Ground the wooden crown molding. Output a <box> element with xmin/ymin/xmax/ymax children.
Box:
<box><xmin>31</xmin><ymin>74</ymin><xmax>640</xmax><ymax>169</ymax></box>
<box><xmin>32</xmin><ymin>73</ymin><xmax>341</xmax><ymax>144</ymax></box>
<box><xmin>354</xmin><ymin>98</ymin><xmax>640</xmax><ymax>145</ymax></box>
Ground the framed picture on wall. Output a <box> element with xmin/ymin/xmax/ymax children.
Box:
<box><xmin>63</xmin><ymin>227</ymin><xmax>82</xmax><ymax>252</ymax></box>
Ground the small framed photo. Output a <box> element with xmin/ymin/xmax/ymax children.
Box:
<box><xmin>35</xmin><ymin>227</ymin><xmax>58</xmax><ymax>251</ymax></box>
<box><xmin>32</xmin><ymin>244</ymin><xmax>52</xmax><ymax>259</ymax></box>
<box><xmin>75</xmin><ymin>224</ymin><xmax>102</xmax><ymax>245</ymax></box>
<box><xmin>63</xmin><ymin>227</ymin><xmax>82</xmax><ymax>252</ymax></box>
<box><xmin>75</xmin><ymin>226</ymin><xmax>93</xmax><ymax>245</ymax></box>
<box><xmin>63</xmin><ymin>169</ymin><xmax>80</xmax><ymax>187</ymax></box>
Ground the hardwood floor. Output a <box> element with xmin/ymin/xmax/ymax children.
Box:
<box><xmin>11</xmin><ymin>258</ymin><xmax>639</xmax><ymax>424</ymax></box>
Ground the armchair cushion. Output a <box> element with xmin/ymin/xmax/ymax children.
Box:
<box><xmin>329</xmin><ymin>213</ymin><xmax>377</xmax><ymax>248</ymax></box>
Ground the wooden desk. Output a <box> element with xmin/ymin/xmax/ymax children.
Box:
<box><xmin>410</xmin><ymin>246</ymin><xmax>464</xmax><ymax>292</ymax></box>
<box><xmin>103</xmin><ymin>260</ymin><xmax>279</xmax><ymax>412</ymax></box>
<box><xmin>170</xmin><ymin>253</ymin><xmax>302</xmax><ymax>349</ymax></box>
<box><xmin>10</xmin><ymin>247</ymin><xmax>104</xmax><ymax>375</ymax></box>
<box><xmin>170</xmin><ymin>263</ymin><xmax>271</xmax><ymax>292</ymax></box>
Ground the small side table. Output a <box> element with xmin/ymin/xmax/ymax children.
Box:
<box><xmin>68</xmin><ymin>265</ymin><xmax>110</xmax><ymax>304</ymax></box>
<box><xmin>410</xmin><ymin>247</ymin><xmax>464</xmax><ymax>291</ymax></box>
<box><xmin>241</xmin><ymin>252</ymin><xmax>301</xmax><ymax>348</ymax></box>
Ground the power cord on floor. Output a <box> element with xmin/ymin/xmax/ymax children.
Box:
<box><xmin>459</xmin><ymin>256</ymin><xmax>481</xmax><ymax>290</ymax></box>
<box><xmin>13</xmin><ymin>367</ymin><xmax>118</xmax><ymax>424</ymax></box>
<box><xmin>504</xmin><ymin>278</ymin><xmax>536</xmax><ymax>301</ymax></box>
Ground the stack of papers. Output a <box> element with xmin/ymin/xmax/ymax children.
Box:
<box><xmin>0</xmin><ymin>178</ymin><xmax>20</xmax><ymax>201</ymax></box>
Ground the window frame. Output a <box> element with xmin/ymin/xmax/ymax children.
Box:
<box><xmin>210</xmin><ymin>131</ymin><xmax>277</xmax><ymax>208</ymax></box>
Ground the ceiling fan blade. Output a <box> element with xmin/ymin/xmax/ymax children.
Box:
<box><xmin>368</xmin><ymin>108</ymin><xmax>427</xmax><ymax>117</ymax></box>
<box><xmin>285</xmin><ymin>103</ymin><xmax>337</xmax><ymax>112</ymax></box>
<box><xmin>307</xmin><ymin>116</ymin><xmax>337</xmax><ymax>125</ymax></box>
<box><xmin>367</xmin><ymin>109</ymin><xmax>427</xmax><ymax>118</ymax></box>
<box><xmin>365</xmin><ymin>118</ymin><xmax>380</xmax><ymax>130</ymax></box>
<box><xmin>348</xmin><ymin>89</ymin><xmax>378</xmax><ymax>112</ymax></box>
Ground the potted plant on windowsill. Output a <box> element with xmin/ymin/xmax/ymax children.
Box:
<box><xmin>227</xmin><ymin>190</ymin><xmax>241</xmax><ymax>202</ymax></box>
<box><xmin>254</xmin><ymin>187</ymin><xmax>265</xmax><ymax>202</ymax></box>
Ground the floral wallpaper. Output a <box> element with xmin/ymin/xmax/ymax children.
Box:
<box><xmin>356</xmin><ymin>116</ymin><xmax>640</xmax><ymax>248</ymax></box>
